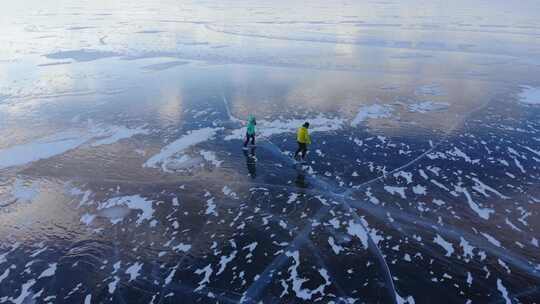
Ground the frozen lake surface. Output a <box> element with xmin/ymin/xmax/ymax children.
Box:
<box><xmin>1</xmin><ymin>0</ymin><xmax>540</xmax><ymax>303</ymax></box>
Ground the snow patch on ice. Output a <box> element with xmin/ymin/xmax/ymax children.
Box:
<box><xmin>496</xmin><ymin>279</ymin><xmax>511</xmax><ymax>304</ymax></box>
<box><xmin>10</xmin><ymin>279</ymin><xmax>36</xmax><ymax>304</ymax></box>
<box><xmin>10</xmin><ymin>179</ymin><xmax>40</xmax><ymax>203</ymax></box>
<box><xmin>108</xmin><ymin>276</ymin><xmax>119</xmax><ymax>294</ymax></box>
<box><xmin>408</xmin><ymin>101</ymin><xmax>449</xmax><ymax>113</ymax></box>
<box><xmin>328</xmin><ymin>236</ymin><xmax>344</xmax><ymax>254</ymax></box>
<box><xmin>165</xmin><ymin>265</ymin><xmax>178</xmax><ymax>285</ymax></box>
<box><xmin>287</xmin><ymin>193</ymin><xmax>299</xmax><ymax>204</ymax></box>
<box><xmin>433</xmin><ymin>234</ymin><xmax>454</xmax><ymax>257</ymax></box>
<box><xmin>396</xmin><ymin>293</ymin><xmax>416</xmax><ymax>304</ymax></box>
<box><xmin>172</xmin><ymin>243</ymin><xmax>191</xmax><ymax>253</ymax></box>
<box><xmin>480</xmin><ymin>232</ymin><xmax>501</xmax><ymax>247</ymax></box>
<box><xmin>460</xmin><ymin>237</ymin><xmax>475</xmax><ymax>261</ymax></box>
<box><xmin>384</xmin><ymin>186</ymin><xmax>407</xmax><ymax>199</ymax></box>
<box><xmin>393</xmin><ymin>171</ymin><xmax>413</xmax><ymax>184</ymax></box>
<box><xmin>415</xmin><ymin>84</ymin><xmax>444</xmax><ymax>96</ymax></box>
<box><xmin>0</xmin><ymin>268</ymin><xmax>10</xmax><ymax>283</ymax></box>
<box><xmin>222</xmin><ymin>186</ymin><xmax>238</xmax><ymax>199</ymax></box>
<box><xmin>0</xmin><ymin>122</ymin><xmax>148</xmax><ymax>169</ymax></box>
<box><xmin>205</xmin><ymin>198</ymin><xmax>217</xmax><ymax>216</ymax></box>
<box><xmin>194</xmin><ymin>264</ymin><xmax>213</xmax><ymax>292</ymax></box>
<box><xmin>125</xmin><ymin>262</ymin><xmax>143</xmax><ymax>282</ymax></box>
<box><xmin>0</xmin><ymin>131</ymin><xmax>88</xmax><ymax>169</ymax></box>
<box><xmin>80</xmin><ymin>213</ymin><xmax>96</xmax><ymax>225</ymax></box>
<box><xmin>346</xmin><ymin>220</ymin><xmax>369</xmax><ymax>249</ymax></box>
<box><xmin>243</xmin><ymin>242</ymin><xmax>258</xmax><ymax>259</ymax></box>
<box><xmin>90</xmin><ymin>124</ymin><xmax>149</xmax><ymax>147</ymax></box>
<box><xmin>284</xmin><ymin>251</ymin><xmax>330</xmax><ymax>300</ymax></box>
<box><xmin>98</xmin><ymin>195</ymin><xmax>155</xmax><ymax>225</ymax></box>
<box><xmin>519</xmin><ymin>85</ymin><xmax>540</xmax><ymax>105</ymax></box>
<box><xmin>69</xmin><ymin>187</ymin><xmax>93</xmax><ymax>207</ymax></box>
<box><xmin>471</xmin><ymin>177</ymin><xmax>509</xmax><ymax>199</ymax></box>
<box><xmin>412</xmin><ymin>185</ymin><xmax>427</xmax><ymax>195</ymax></box>
<box><xmin>217</xmin><ymin>250</ymin><xmax>237</xmax><ymax>275</ymax></box>
<box><xmin>200</xmin><ymin>150</ymin><xmax>222</xmax><ymax>167</ymax></box>
<box><xmin>455</xmin><ymin>185</ymin><xmax>494</xmax><ymax>220</ymax></box>
<box><xmin>38</xmin><ymin>263</ymin><xmax>57</xmax><ymax>279</ymax></box>
<box><xmin>351</xmin><ymin>104</ymin><xmax>392</xmax><ymax>126</ymax></box>
<box><xmin>447</xmin><ymin>147</ymin><xmax>477</xmax><ymax>164</ymax></box>
<box><xmin>144</xmin><ymin>127</ymin><xmax>221</xmax><ymax>171</ymax></box>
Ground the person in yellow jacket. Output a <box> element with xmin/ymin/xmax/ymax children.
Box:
<box><xmin>294</xmin><ymin>122</ymin><xmax>311</xmax><ymax>162</ymax></box>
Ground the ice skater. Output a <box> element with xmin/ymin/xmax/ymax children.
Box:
<box><xmin>243</xmin><ymin>114</ymin><xmax>257</xmax><ymax>149</ymax></box>
<box><xmin>294</xmin><ymin>122</ymin><xmax>311</xmax><ymax>163</ymax></box>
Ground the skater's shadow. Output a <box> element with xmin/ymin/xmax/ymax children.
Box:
<box><xmin>294</xmin><ymin>166</ymin><xmax>309</xmax><ymax>188</ymax></box>
<box><xmin>243</xmin><ymin>147</ymin><xmax>257</xmax><ymax>178</ymax></box>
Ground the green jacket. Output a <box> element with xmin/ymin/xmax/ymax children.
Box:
<box><xmin>246</xmin><ymin>115</ymin><xmax>256</xmax><ymax>135</ymax></box>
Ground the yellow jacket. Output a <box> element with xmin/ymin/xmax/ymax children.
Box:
<box><xmin>297</xmin><ymin>127</ymin><xmax>311</xmax><ymax>144</ymax></box>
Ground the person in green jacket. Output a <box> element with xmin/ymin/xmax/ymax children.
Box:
<box><xmin>243</xmin><ymin>115</ymin><xmax>257</xmax><ymax>149</ymax></box>
<box><xmin>294</xmin><ymin>122</ymin><xmax>311</xmax><ymax>162</ymax></box>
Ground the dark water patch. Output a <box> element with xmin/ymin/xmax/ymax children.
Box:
<box><xmin>38</xmin><ymin>61</ymin><xmax>72</xmax><ymax>67</ymax></box>
<box><xmin>66</xmin><ymin>26</ymin><xmax>96</xmax><ymax>31</ymax></box>
<box><xmin>45</xmin><ymin>49</ymin><xmax>121</xmax><ymax>62</ymax></box>
<box><xmin>141</xmin><ymin>61</ymin><xmax>189</xmax><ymax>71</ymax></box>
<box><xmin>136</xmin><ymin>30</ymin><xmax>164</xmax><ymax>34</ymax></box>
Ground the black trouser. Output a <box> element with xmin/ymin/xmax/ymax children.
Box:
<box><xmin>244</xmin><ymin>133</ymin><xmax>255</xmax><ymax>147</ymax></box>
<box><xmin>295</xmin><ymin>142</ymin><xmax>307</xmax><ymax>159</ymax></box>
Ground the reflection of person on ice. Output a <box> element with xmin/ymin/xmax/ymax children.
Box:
<box><xmin>243</xmin><ymin>147</ymin><xmax>257</xmax><ymax>178</ymax></box>
<box><xmin>294</xmin><ymin>122</ymin><xmax>311</xmax><ymax>163</ymax></box>
<box><xmin>243</xmin><ymin>115</ymin><xmax>256</xmax><ymax>149</ymax></box>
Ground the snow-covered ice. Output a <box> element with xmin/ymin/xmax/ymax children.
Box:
<box><xmin>351</xmin><ymin>104</ymin><xmax>393</xmax><ymax>126</ymax></box>
<box><xmin>38</xmin><ymin>263</ymin><xmax>57</xmax><ymax>279</ymax></box>
<box><xmin>0</xmin><ymin>123</ymin><xmax>147</xmax><ymax>169</ymax></box>
<box><xmin>225</xmin><ymin>115</ymin><xmax>344</xmax><ymax>140</ymax></box>
<box><xmin>519</xmin><ymin>86</ymin><xmax>540</xmax><ymax>105</ymax></box>
<box><xmin>1</xmin><ymin>0</ymin><xmax>539</xmax><ymax>303</ymax></box>
<box><xmin>408</xmin><ymin>101</ymin><xmax>449</xmax><ymax>113</ymax></box>
<box><xmin>0</xmin><ymin>131</ymin><xmax>89</xmax><ymax>169</ymax></box>
<box><xmin>98</xmin><ymin>195</ymin><xmax>155</xmax><ymax>225</ymax></box>
<box><xmin>144</xmin><ymin>127</ymin><xmax>222</xmax><ymax>171</ymax></box>
<box><xmin>434</xmin><ymin>235</ymin><xmax>454</xmax><ymax>257</ymax></box>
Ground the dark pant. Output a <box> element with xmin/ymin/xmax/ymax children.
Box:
<box><xmin>295</xmin><ymin>142</ymin><xmax>307</xmax><ymax>159</ymax></box>
<box><xmin>244</xmin><ymin>133</ymin><xmax>255</xmax><ymax>147</ymax></box>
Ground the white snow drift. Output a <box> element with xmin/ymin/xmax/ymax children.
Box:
<box><xmin>144</xmin><ymin>127</ymin><xmax>222</xmax><ymax>172</ymax></box>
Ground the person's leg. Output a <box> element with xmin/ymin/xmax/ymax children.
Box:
<box><xmin>301</xmin><ymin>144</ymin><xmax>307</xmax><ymax>160</ymax></box>
<box><xmin>294</xmin><ymin>142</ymin><xmax>302</xmax><ymax>159</ymax></box>
<box><xmin>250</xmin><ymin>134</ymin><xmax>255</xmax><ymax>145</ymax></box>
<box><xmin>243</xmin><ymin>133</ymin><xmax>249</xmax><ymax>147</ymax></box>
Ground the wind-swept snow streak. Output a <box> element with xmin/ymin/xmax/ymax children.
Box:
<box><xmin>144</xmin><ymin>127</ymin><xmax>222</xmax><ymax>171</ymax></box>
<box><xmin>0</xmin><ymin>123</ymin><xmax>148</xmax><ymax>169</ymax></box>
